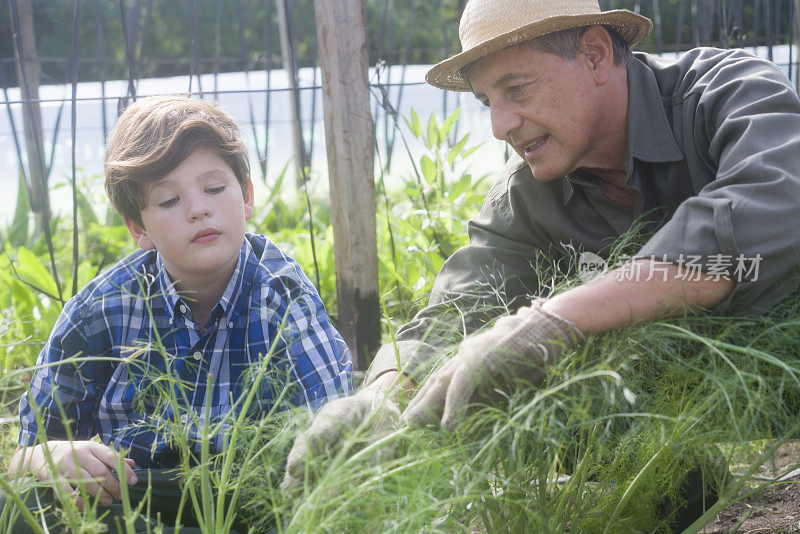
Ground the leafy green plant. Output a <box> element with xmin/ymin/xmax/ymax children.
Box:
<box><xmin>377</xmin><ymin>108</ymin><xmax>489</xmax><ymax>327</ymax></box>
<box><xmin>0</xmin><ymin>174</ymin><xmax>135</xmax><ymax>374</ymax></box>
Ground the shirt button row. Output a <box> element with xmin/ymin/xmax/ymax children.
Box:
<box><xmin>192</xmin><ymin>351</ymin><xmax>202</xmax><ymax>361</ymax></box>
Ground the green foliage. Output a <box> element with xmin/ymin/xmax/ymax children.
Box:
<box><xmin>0</xmin><ymin>175</ymin><xmax>134</xmax><ymax>373</ymax></box>
<box><xmin>0</xmin><ymin>244</ymin><xmax>60</xmax><ymax>372</ymax></box>
<box><xmin>226</xmin><ymin>286</ymin><xmax>800</xmax><ymax>533</ymax></box>
<box><xmin>7</xmin><ymin>172</ymin><xmax>30</xmax><ymax>248</ymax></box>
<box><xmin>378</xmin><ymin>108</ymin><xmax>488</xmax><ymax>327</ymax></box>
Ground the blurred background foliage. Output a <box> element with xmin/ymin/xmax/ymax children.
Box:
<box><xmin>1</xmin><ymin>0</ymin><xmax>796</xmax><ymax>87</ymax></box>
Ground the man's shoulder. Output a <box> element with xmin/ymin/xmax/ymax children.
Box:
<box><xmin>636</xmin><ymin>46</ymin><xmax>762</xmax><ymax>71</ymax></box>
<box><xmin>635</xmin><ymin>47</ymin><xmax>786</xmax><ymax>98</ymax></box>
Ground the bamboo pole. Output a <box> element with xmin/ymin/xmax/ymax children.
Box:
<box><xmin>9</xmin><ymin>0</ymin><xmax>47</xmax><ymax>216</ymax></box>
<box><xmin>314</xmin><ymin>0</ymin><xmax>380</xmax><ymax>371</ymax></box>
<box><xmin>277</xmin><ymin>0</ymin><xmax>308</xmax><ymax>185</ymax></box>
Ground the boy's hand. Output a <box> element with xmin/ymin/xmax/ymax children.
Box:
<box><xmin>281</xmin><ymin>372</ymin><xmax>408</xmax><ymax>493</ymax></box>
<box><xmin>12</xmin><ymin>441</ymin><xmax>137</xmax><ymax>509</ymax></box>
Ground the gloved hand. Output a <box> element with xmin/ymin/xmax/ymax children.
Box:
<box><xmin>280</xmin><ymin>374</ymin><xmax>403</xmax><ymax>493</ymax></box>
<box><xmin>401</xmin><ymin>299</ymin><xmax>585</xmax><ymax>430</ymax></box>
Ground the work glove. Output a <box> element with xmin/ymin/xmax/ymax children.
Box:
<box><xmin>401</xmin><ymin>299</ymin><xmax>585</xmax><ymax>431</ymax></box>
<box><xmin>280</xmin><ymin>376</ymin><xmax>402</xmax><ymax>493</ymax></box>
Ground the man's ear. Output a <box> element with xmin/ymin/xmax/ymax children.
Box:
<box><xmin>244</xmin><ymin>179</ymin><xmax>255</xmax><ymax>221</ymax></box>
<box><xmin>124</xmin><ymin>217</ymin><xmax>155</xmax><ymax>250</ymax></box>
<box><xmin>578</xmin><ymin>25</ymin><xmax>615</xmax><ymax>84</ymax></box>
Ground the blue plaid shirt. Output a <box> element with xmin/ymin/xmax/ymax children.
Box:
<box><xmin>18</xmin><ymin>233</ymin><xmax>352</xmax><ymax>468</ymax></box>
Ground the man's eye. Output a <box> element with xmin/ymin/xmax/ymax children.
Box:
<box><xmin>159</xmin><ymin>197</ymin><xmax>178</xmax><ymax>208</ymax></box>
<box><xmin>207</xmin><ymin>185</ymin><xmax>225</xmax><ymax>194</ymax></box>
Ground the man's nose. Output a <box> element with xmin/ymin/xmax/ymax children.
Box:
<box><xmin>490</xmin><ymin>103</ymin><xmax>522</xmax><ymax>141</ymax></box>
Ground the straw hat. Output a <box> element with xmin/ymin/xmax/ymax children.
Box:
<box><xmin>426</xmin><ymin>0</ymin><xmax>653</xmax><ymax>91</ymax></box>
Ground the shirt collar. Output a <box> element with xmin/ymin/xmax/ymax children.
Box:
<box><xmin>216</xmin><ymin>237</ymin><xmax>258</xmax><ymax>326</ymax></box>
<box><xmin>155</xmin><ymin>238</ymin><xmax>256</xmax><ymax>327</ymax></box>
<box><xmin>562</xmin><ymin>56</ymin><xmax>684</xmax><ymax>206</ymax></box>
<box><xmin>625</xmin><ymin>55</ymin><xmax>684</xmax><ymax>165</ymax></box>
<box><xmin>562</xmin><ymin>171</ymin><xmax>595</xmax><ymax>205</ymax></box>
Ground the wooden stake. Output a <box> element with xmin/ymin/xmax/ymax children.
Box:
<box><xmin>314</xmin><ymin>0</ymin><xmax>380</xmax><ymax>371</ymax></box>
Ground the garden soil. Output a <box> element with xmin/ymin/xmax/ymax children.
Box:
<box><xmin>704</xmin><ymin>441</ymin><xmax>800</xmax><ymax>533</ymax></box>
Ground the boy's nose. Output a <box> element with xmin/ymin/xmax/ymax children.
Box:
<box><xmin>186</xmin><ymin>196</ymin><xmax>211</xmax><ymax>220</ymax></box>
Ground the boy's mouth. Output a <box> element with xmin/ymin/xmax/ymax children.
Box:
<box><xmin>192</xmin><ymin>227</ymin><xmax>221</xmax><ymax>243</ymax></box>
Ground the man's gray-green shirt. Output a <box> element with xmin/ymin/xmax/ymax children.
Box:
<box><xmin>367</xmin><ymin>47</ymin><xmax>800</xmax><ymax>384</ymax></box>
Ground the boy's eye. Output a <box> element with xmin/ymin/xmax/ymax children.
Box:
<box><xmin>206</xmin><ymin>185</ymin><xmax>226</xmax><ymax>194</ymax></box>
<box><xmin>158</xmin><ymin>197</ymin><xmax>178</xmax><ymax>208</ymax></box>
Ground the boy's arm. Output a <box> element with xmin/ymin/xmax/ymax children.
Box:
<box><xmin>18</xmin><ymin>297</ymin><xmax>107</xmax><ymax>448</ymax></box>
<box><xmin>8</xmin><ymin>442</ymin><xmax>137</xmax><ymax>508</ymax></box>
<box><xmin>15</xmin><ymin>297</ymin><xmax>136</xmax><ymax>507</ymax></box>
<box><xmin>276</xmin><ymin>291</ymin><xmax>354</xmax><ymax>408</ymax></box>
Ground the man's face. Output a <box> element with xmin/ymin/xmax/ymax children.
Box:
<box><xmin>125</xmin><ymin>146</ymin><xmax>254</xmax><ymax>288</ymax></box>
<box><xmin>467</xmin><ymin>42</ymin><xmax>605</xmax><ymax>182</ymax></box>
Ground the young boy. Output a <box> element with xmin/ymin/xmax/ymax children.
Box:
<box><xmin>6</xmin><ymin>96</ymin><xmax>352</xmax><ymax>529</ymax></box>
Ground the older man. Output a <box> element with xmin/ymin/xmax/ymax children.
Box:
<box><xmin>284</xmin><ymin>0</ymin><xmax>800</xmax><ymax>527</ymax></box>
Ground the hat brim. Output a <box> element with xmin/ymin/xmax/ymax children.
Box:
<box><xmin>426</xmin><ymin>10</ymin><xmax>653</xmax><ymax>91</ymax></box>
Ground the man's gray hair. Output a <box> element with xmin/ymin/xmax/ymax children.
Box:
<box><xmin>530</xmin><ymin>25</ymin><xmax>633</xmax><ymax>66</ymax></box>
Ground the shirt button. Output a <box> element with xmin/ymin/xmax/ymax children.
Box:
<box><xmin>192</xmin><ymin>351</ymin><xmax>202</xmax><ymax>360</ymax></box>
<box><xmin>180</xmin><ymin>413</ymin><xmax>188</xmax><ymax>423</ymax></box>
<box><xmin>227</xmin><ymin>321</ymin><xmax>234</xmax><ymax>329</ymax></box>
<box><xmin>179</xmin><ymin>304</ymin><xmax>187</xmax><ymax>314</ymax></box>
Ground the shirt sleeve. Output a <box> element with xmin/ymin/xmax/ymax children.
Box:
<box><xmin>367</xmin><ymin>159</ymin><xmax>552</xmax><ymax>383</ymax></box>
<box><xmin>638</xmin><ymin>52</ymin><xmax>800</xmax><ymax>311</ymax></box>
<box><xmin>18</xmin><ymin>296</ymin><xmax>103</xmax><ymax>445</ymax></box>
<box><xmin>275</xmin><ymin>286</ymin><xmax>353</xmax><ymax>410</ymax></box>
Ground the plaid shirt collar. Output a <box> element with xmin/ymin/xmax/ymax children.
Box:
<box><xmin>155</xmin><ymin>237</ymin><xmax>257</xmax><ymax>328</ymax></box>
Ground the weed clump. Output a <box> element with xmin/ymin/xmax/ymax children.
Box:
<box><xmin>228</xmin><ymin>287</ymin><xmax>800</xmax><ymax>533</ymax></box>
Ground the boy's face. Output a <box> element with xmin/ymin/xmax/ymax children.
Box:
<box><xmin>124</xmin><ymin>146</ymin><xmax>254</xmax><ymax>289</ymax></box>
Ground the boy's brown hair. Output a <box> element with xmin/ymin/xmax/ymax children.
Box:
<box><xmin>104</xmin><ymin>95</ymin><xmax>250</xmax><ymax>226</ymax></box>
